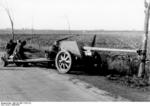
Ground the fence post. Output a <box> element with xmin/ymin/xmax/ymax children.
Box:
<box><xmin>138</xmin><ymin>0</ymin><xmax>150</xmax><ymax>77</ymax></box>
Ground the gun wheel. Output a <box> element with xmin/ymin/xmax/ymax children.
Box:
<box><xmin>55</xmin><ymin>50</ymin><xmax>72</xmax><ymax>74</ymax></box>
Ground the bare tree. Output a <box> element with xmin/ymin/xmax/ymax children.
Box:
<box><xmin>4</xmin><ymin>7</ymin><xmax>14</xmax><ymax>40</ymax></box>
<box><xmin>0</xmin><ymin>0</ymin><xmax>15</xmax><ymax>40</ymax></box>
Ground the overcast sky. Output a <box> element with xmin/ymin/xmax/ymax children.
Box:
<box><xmin>0</xmin><ymin>0</ymin><xmax>146</xmax><ymax>30</ymax></box>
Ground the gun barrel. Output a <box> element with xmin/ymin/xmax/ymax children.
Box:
<box><xmin>83</xmin><ymin>46</ymin><xmax>137</xmax><ymax>53</ymax></box>
<box><xmin>56</xmin><ymin>34</ymin><xmax>79</xmax><ymax>42</ymax></box>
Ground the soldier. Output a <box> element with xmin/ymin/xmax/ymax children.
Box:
<box><xmin>5</xmin><ymin>39</ymin><xmax>17</xmax><ymax>59</ymax></box>
<box><xmin>19</xmin><ymin>40</ymin><xmax>27</xmax><ymax>59</ymax></box>
<box><xmin>13</xmin><ymin>40</ymin><xmax>27</xmax><ymax>60</ymax></box>
<box><xmin>13</xmin><ymin>40</ymin><xmax>22</xmax><ymax>59</ymax></box>
<box><xmin>45</xmin><ymin>41</ymin><xmax>59</xmax><ymax>59</ymax></box>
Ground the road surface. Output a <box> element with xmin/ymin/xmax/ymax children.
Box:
<box><xmin>0</xmin><ymin>53</ymin><xmax>127</xmax><ymax>101</ymax></box>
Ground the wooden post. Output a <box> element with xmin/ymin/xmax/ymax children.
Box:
<box><xmin>138</xmin><ymin>0</ymin><xmax>150</xmax><ymax>77</ymax></box>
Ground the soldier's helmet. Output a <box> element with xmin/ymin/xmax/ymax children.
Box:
<box><xmin>17</xmin><ymin>40</ymin><xmax>21</xmax><ymax>44</ymax></box>
<box><xmin>53</xmin><ymin>41</ymin><xmax>58</xmax><ymax>46</ymax></box>
<box><xmin>9</xmin><ymin>39</ymin><xmax>13</xmax><ymax>43</ymax></box>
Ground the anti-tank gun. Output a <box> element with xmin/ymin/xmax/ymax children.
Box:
<box><xmin>44</xmin><ymin>34</ymin><xmax>80</xmax><ymax>60</ymax></box>
<box><xmin>1</xmin><ymin>34</ymin><xmax>102</xmax><ymax>75</ymax></box>
<box><xmin>53</xmin><ymin>34</ymin><xmax>102</xmax><ymax>74</ymax></box>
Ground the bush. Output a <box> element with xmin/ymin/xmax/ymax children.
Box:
<box><xmin>100</xmin><ymin>52</ymin><xmax>140</xmax><ymax>76</ymax></box>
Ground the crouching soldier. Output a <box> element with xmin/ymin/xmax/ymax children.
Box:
<box><xmin>5</xmin><ymin>39</ymin><xmax>17</xmax><ymax>59</ymax></box>
<box><xmin>13</xmin><ymin>40</ymin><xmax>27</xmax><ymax>60</ymax></box>
<box><xmin>45</xmin><ymin>41</ymin><xmax>59</xmax><ymax>59</ymax></box>
<box><xmin>12</xmin><ymin>40</ymin><xmax>29</xmax><ymax>67</ymax></box>
<box><xmin>1</xmin><ymin>39</ymin><xmax>17</xmax><ymax>66</ymax></box>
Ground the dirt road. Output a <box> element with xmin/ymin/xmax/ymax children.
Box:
<box><xmin>0</xmin><ymin>53</ymin><xmax>129</xmax><ymax>101</ymax></box>
<box><xmin>0</xmin><ymin>66</ymin><xmax>100</xmax><ymax>101</ymax></box>
<box><xmin>0</xmin><ymin>66</ymin><xmax>126</xmax><ymax>101</ymax></box>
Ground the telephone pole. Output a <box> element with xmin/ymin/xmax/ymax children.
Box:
<box><xmin>138</xmin><ymin>0</ymin><xmax>150</xmax><ymax>77</ymax></box>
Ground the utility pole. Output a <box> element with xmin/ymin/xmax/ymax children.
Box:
<box><xmin>138</xmin><ymin>0</ymin><xmax>150</xmax><ymax>77</ymax></box>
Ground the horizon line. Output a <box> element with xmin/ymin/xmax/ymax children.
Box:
<box><xmin>0</xmin><ymin>28</ymin><xmax>144</xmax><ymax>32</ymax></box>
